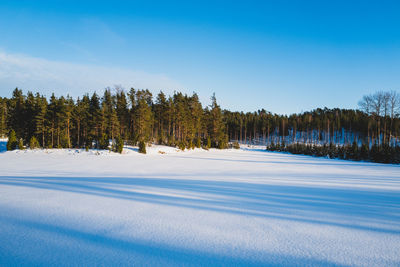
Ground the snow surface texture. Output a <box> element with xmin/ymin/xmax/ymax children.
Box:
<box><xmin>0</xmin><ymin>143</ymin><xmax>399</xmax><ymax>266</ymax></box>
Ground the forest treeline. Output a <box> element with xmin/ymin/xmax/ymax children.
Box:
<box><xmin>0</xmin><ymin>88</ymin><xmax>399</xmax><ymax>163</ymax></box>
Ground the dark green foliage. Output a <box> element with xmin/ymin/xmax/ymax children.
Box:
<box><xmin>114</xmin><ymin>136</ymin><xmax>124</xmax><ymax>154</ymax></box>
<box><xmin>233</xmin><ymin>141</ymin><xmax>240</xmax><ymax>149</ymax></box>
<box><xmin>18</xmin><ymin>138</ymin><xmax>24</xmax><ymax>150</ymax></box>
<box><xmin>7</xmin><ymin>129</ymin><xmax>17</xmax><ymax>150</ymax></box>
<box><xmin>360</xmin><ymin>143</ymin><xmax>369</xmax><ymax>160</ymax></box>
<box><xmin>196</xmin><ymin>137</ymin><xmax>201</xmax><ymax>148</ymax></box>
<box><xmin>177</xmin><ymin>141</ymin><xmax>186</xmax><ymax>151</ymax></box>
<box><xmin>98</xmin><ymin>133</ymin><xmax>109</xmax><ymax>150</ymax></box>
<box><xmin>217</xmin><ymin>134</ymin><xmax>228</xmax><ymax>149</ymax></box>
<box><xmin>167</xmin><ymin>135</ymin><xmax>175</xmax><ymax>147</ymax></box>
<box><xmin>138</xmin><ymin>141</ymin><xmax>146</xmax><ymax>154</ymax></box>
<box><xmin>29</xmin><ymin>136</ymin><xmax>39</xmax><ymax>149</ymax></box>
<box><xmin>190</xmin><ymin>140</ymin><xmax>196</xmax><ymax>149</ymax></box>
<box><xmin>267</xmin><ymin>141</ymin><xmax>400</xmax><ymax>164</ymax></box>
<box><xmin>0</xmin><ymin>97</ymin><xmax>8</xmax><ymax>137</ymax></box>
<box><xmin>1</xmin><ymin>88</ymin><xmax>399</xmax><ymax>163</ymax></box>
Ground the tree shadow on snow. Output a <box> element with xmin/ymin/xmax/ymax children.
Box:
<box><xmin>1</xmin><ymin>175</ymin><xmax>400</xmax><ymax>236</ymax></box>
<box><xmin>0</xmin><ymin>215</ymin><xmax>343</xmax><ymax>267</ymax></box>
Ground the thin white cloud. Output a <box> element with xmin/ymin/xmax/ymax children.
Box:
<box><xmin>0</xmin><ymin>51</ymin><xmax>184</xmax><ymax>97</ymax></box>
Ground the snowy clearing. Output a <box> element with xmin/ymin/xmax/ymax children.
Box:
<box><xmin>0</xmin><ymin>144</ymin><xmax>399</xmax><ymax>266</ymax></box>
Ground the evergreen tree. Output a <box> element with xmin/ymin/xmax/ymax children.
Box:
<box><xmin>114</xmin><ymin>136</ymin><xmax>124</xmax><ymax>154</ymax></box>
<box><xmin>7</xmin><ymin>129</ymin><xmax>17</xmax><ymax>150</ymax></box>
<box><xmin>18</xmin><ymin>138</ymin><xmax>24</xmax><ymax>150</ymax></box>
<box><xmin>0</xmin><ymin>97</ymin><xmax>8</xmax><ymax>137</ymax></box>
<box><xmin>135</xmin><ymin>90</ymin><xmax>153</xmax><ymax>142</ymax></box>
<box><xmin>209</xmin><ymin>94</ymin><xmax>226</xmax><ymax>148</ymax></box>
<box><xmin>29</xmin><ymin>136</ymin><xmax>39</xmax><ymax>149</ymax></box>
<box><xmin>88</xmin><ymin>93</ymin><xmax>102</xmax><ymax>148</ymax></box>
<box><xmin>34</xmin><ymin>93</ymin><xmax>48</xmax><ymax>147</ymax></box>
<box><xmin>116</xmin><ymin>89</ymin><xmax>129</xmax><ymax>139</ymax></box>
<box><xmin>8</xmin><ymin>88</ymin><xmax>25</xmax><ymax>140</ymax></box>
<box><xmin>1</xmin><ymin>88</ymin><xmax>399</xmax><ymax>163</ymax></box>
<box><xmin>154</xmin><ymin>91</ymin><xmax>169</xmax><ymax>144</ymax></box>
<box><xmin>138</xmin><ymin>140</ymin><xmax>146</xmax><ymax>154</ymax></box>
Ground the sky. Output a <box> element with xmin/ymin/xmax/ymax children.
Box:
<box><xmin>0</xmin><ymin>0</ymin><xmax>399</xmax><ymax>114</ymax></box>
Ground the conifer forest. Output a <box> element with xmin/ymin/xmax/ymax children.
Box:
<box><xmin>1</xmin><ymin>88</ymin><xmax>399</xmax><ymax>163</ymax></box>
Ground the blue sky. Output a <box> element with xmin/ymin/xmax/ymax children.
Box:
<box><xmin>0</xmin><ymin>0</ymin><xmax>399</xmax><ymax>114</ymax></box>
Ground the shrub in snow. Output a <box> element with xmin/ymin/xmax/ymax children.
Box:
<box><xmin>29</xmin><ymin>136</ymin><xmax>39</xmax><ymax>149</ymax></box>
<box><xmin>196</xmin><ymin>137</ymin><xmax>201</xmax><ymax>148</ymax></box>
<box><xmin>178</xmin><ymin>141</ymin><xmax>185</xmax><ymax>151</ymax></box>
<box><xmin>114</xmin><ymin>137</ymin><xmax>124</xmax><ymax>154</ymax></box>
<box><xmin>18</xmin><ymin>138</ymin><xmax>24</xmax><ymax>150</ymax></box>
<box><xmin>6</xmin><ymin>130</ymin><xmax>18</xmax><ymax>151</ymax></box>
<box><xmin>139</xmin><ymin>141</ymin><xmax>146</xmax><ymax>154</ymax></box>
<box><xmin>98</xmin><ymin>134</ymin><xmax>109</xmax><ymax>150</ymax></box>
<box><xmin>233</xmin><ymin>141</ymin><xmax>240</xmax><ymax>149</ymax></box>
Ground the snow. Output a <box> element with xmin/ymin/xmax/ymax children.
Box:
<box><xmin>0</xmin><ymin>142</ymin><xmax>399</xmax><ymax>266</ymax></box>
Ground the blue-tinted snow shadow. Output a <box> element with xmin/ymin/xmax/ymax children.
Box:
<box><xmin>1</xmin><ymin>176</ymin><xmax>400</xmax><ymax>235</ymax></box>
<box><xmin>123</xmin><ymin>146</ymin><xmax>139</xmax><ymax>153</ymax></box>
<box><xmin>1</xmin><ymin>175</ymin><xmax>399</xmax><ymax>266</ymax></box>
<box><xmin>0</xmin><ymin>140</ymin><xmax>6</xmax><ymax>153</ymax></box>
<box><xmin>0</xmin><ymin>215</ymin><xmax>343</xmax><ymax>267</ymax></box>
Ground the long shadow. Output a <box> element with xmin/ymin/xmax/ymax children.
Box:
<box><xmin>0</xmin><ymin>215</ymin><xmax>343</xmax><ymax>267</ymax></box>
<box><xmin>1</xmin><ymin>176</ymin><xmax>400</xmax><ymax>235</ymax></box>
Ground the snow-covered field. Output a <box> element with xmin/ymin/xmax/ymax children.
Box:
<box><xmin>0</xmin><ymin>143</ymin><xmax>399</xmax><ymax>266</ymax></box>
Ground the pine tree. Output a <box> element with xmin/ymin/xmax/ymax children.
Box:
<box><xmin>6</xmin><ymin>129</ymin><xmax>17</xmax><ymax>150</ymax></box>
<box><xmin>114</xmin><ymin>136</ymin><xmax>124</xmax><ymax>153</ymax></box>
<box><xmin>8</xmin><ymin>88</ymin><xmax>25</xmax><ymax>140</ymax></box>
<box><xmin>116</xmin><ymin>89</ymin><xmax>129</xmax><ymax>139</ymax></box>
<box><xmin>47</xmin><ymin>94</ymin><xmax>57</xmax><ymax>148</ymax></box>
<box><xmin>25</xmin><ymin>92</ymin><xmax>36</xmax><ymax>142</ymax></box>
<box><xmin>64</xmin><ymin>96</ymin><xmax>74</xmax><ymax>148</ymax></box>
<box><xmin>135</xmin><ymin>90</ymin><xmax>153</xmax><ymax>142</ymax></box>
<box><xmin>29</xmin><ymin>136</ymin><xmax>39</xmax><ymax>149</ymax></box>
<box><xmin>209</xmin><ymin>94</ymin><xmax>226</xmax><ymax>148</ymax></box>
<box><xmin>34</xmin><ymin>93</ymin><xmax>47</xmax><ymax>147</ymax></box>
<box><xmin>98</xmin><ymin>133</ymin><xmax>109</xmax><ymax>150</ymax></box>
<box><xmin>0</xmin><ymin>97</ymin><xmax>8</xmax><ymax>137</ymax></box>
<box><xmin>138</xmin><ymin>140</ymin><xmax>146</xmax><ymax>154</ymax></box>
<box><xmin>74</xmin><ymin>96</ymin><xmax>90</xmax><ymax>148</ymax></box>
<box><xmin>154</xmin><ymin>91</ymin><xmax>169</xmax><ymax>144</ymax></box>
<box><xmin>18</xmin><ymin>138</ymin><xmax>24</xmax><ymax>150</ymax></box>
<box><xmin>89</xmin><ymin>93</ymin><xmax>102</xmax><ymax>148</ymax></box>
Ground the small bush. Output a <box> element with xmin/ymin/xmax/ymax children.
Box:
<box><xmin>18</xmin><ymin>138</ymin><xmax>25</xmax><ymax>150</ymax></box>
<box><xmin>29</xmin><ymin>136</ymin><xmax>39</xmax><ymax>149</ymax></box>
<box><xmin>178</xmin><ymin>141</ymin><xmax>186</xmax><ymax>151</ymax></box>
<box><xmin>196</xmin><ymin>137</ymin><xmax>201</xmax><ymax>148</ymax></box>
<box><xmin>233</xmin><ymin>141</ymin><xmax>240</xmax><ymax>149</ymax></box>
<box><xmin>6</xmin><ymin>130</ymin><xmax>18</xmax><ymax>151</ymax></box>
<box><xmin>114</xmin><ymin>137</ymin><xmax>124</xmax><ymax>154</ymax></box>
<box><xmin>139</xmin><ymin>141</ymin><xmax>146</xmax><ymax>154</ymax></box>
<box><xmin>98</xmin><ymin>134</ymin><xmax>109</xmax><ymax>150</ymax></box>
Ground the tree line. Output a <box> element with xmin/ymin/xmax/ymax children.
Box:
<box><xmin>1</xmin><ymin>88</ymin><xmax>227</xmax><ymax>152</ymax></box>
<box><xmin>225</xmin><ymin>91</ymin><xmax>400</xmax><ymax>148</ymax></box>
<box><xmin>1</xmin><ymin>88</ymin><xmax>399</xmax><ymax>163</ymax></box>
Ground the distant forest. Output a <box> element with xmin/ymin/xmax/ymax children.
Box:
<box><xmin>1</xmin><ymin>88</ymin><xmax>399</xmax><ymax>163</ymax></box>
